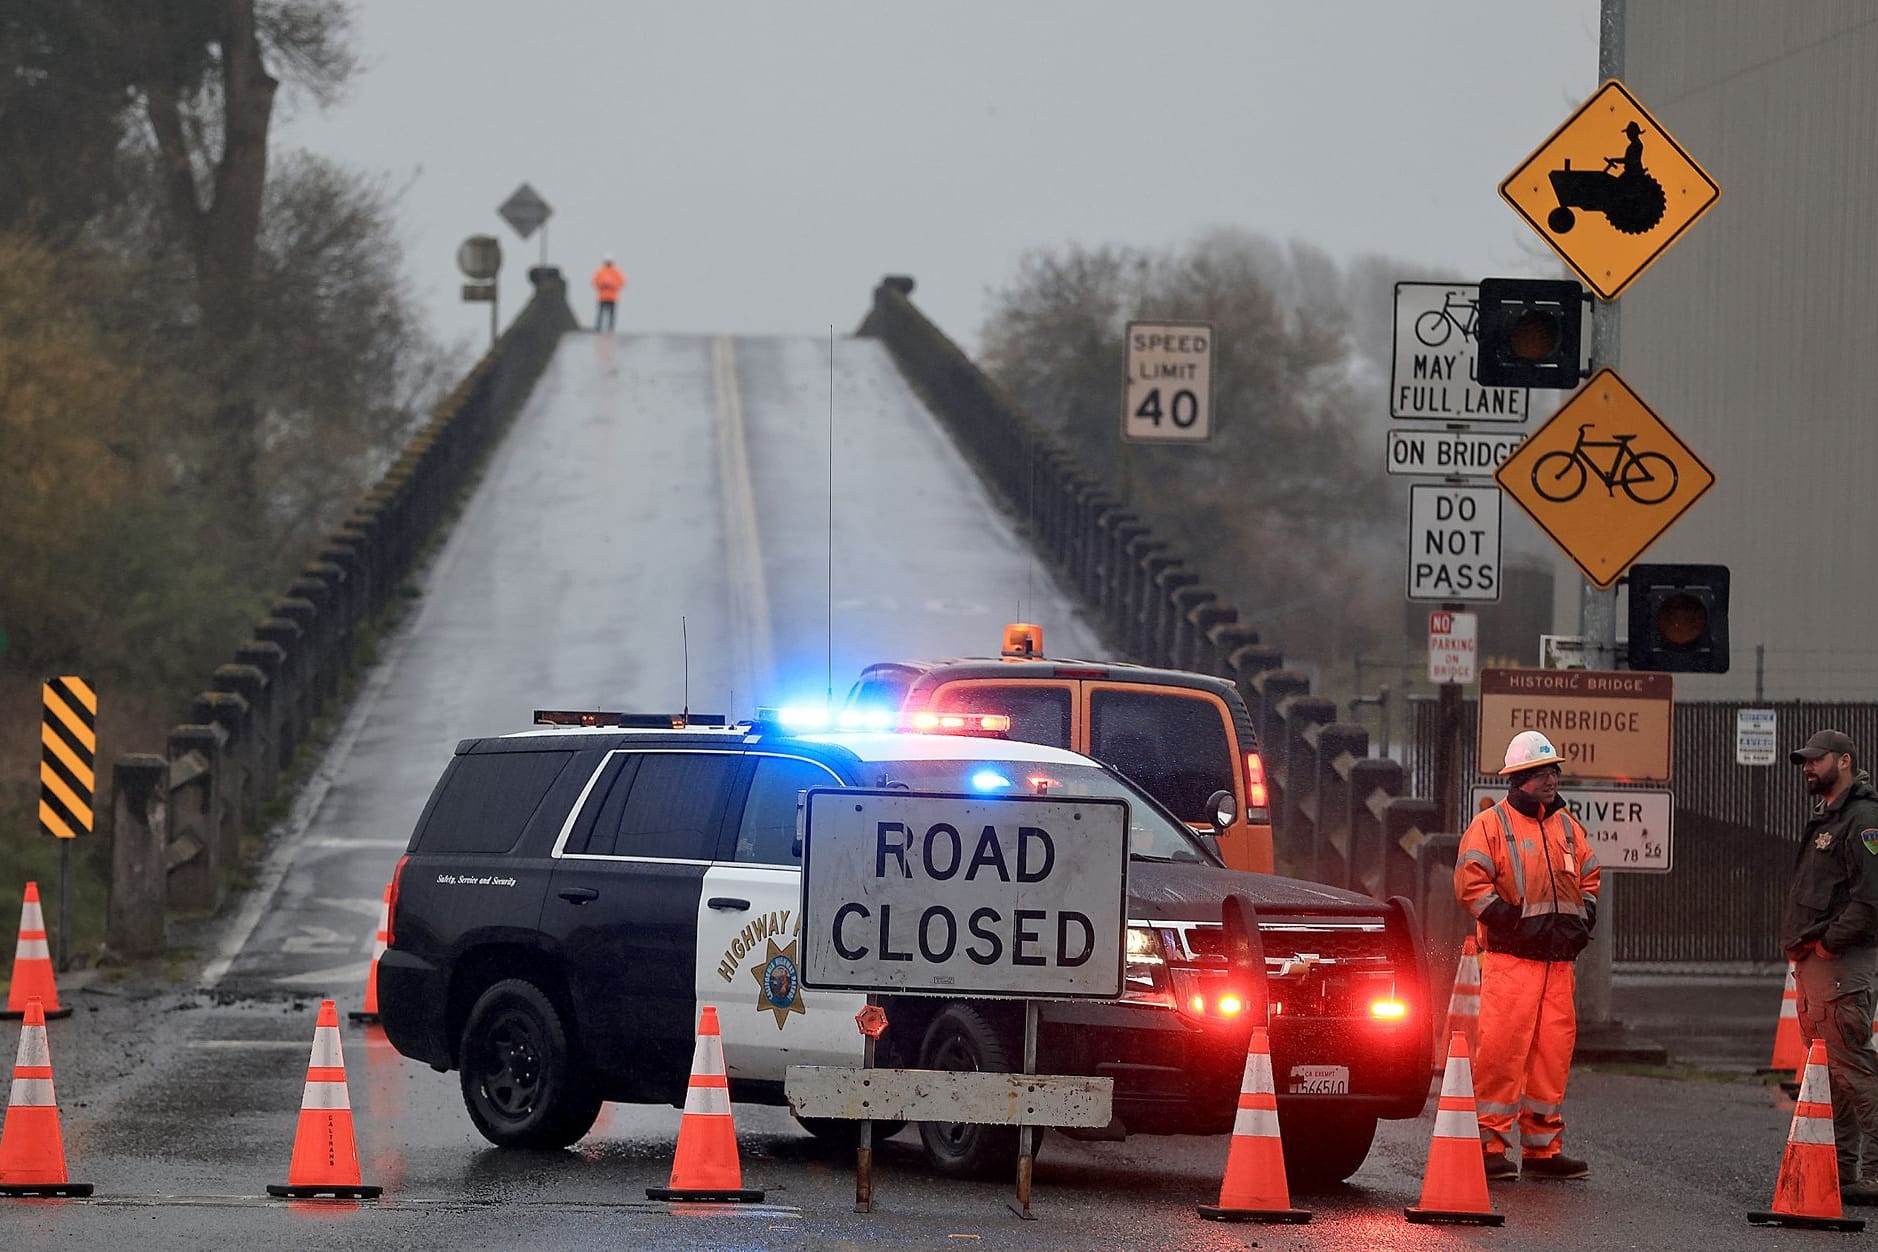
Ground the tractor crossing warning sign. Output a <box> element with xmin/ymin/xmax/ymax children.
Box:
<box><xmin>1500</xmin><ymin>80</ymin><xmax>1719</xmax><ymax>300</ymax></box>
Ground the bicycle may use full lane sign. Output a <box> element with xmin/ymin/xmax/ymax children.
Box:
<box><xmin>1494</xmin><ymin>367</ymin><xmax>1715</xmax><ymax>589</ymax></box>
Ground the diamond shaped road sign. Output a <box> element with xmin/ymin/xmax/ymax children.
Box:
<box><xmin>1495</xmin><ymin>368</ymin><xmax>1715</xmax><ymax>589</ymax></box>
<box><xmin>497</xmin><ymin>183</ymin><xmax>552</xmax><ymax>240</ymax></box>
<box><xmin>1500</xmin><ymin>80</ymin><xmax>1719</xmax><ymax>301</ymax></box>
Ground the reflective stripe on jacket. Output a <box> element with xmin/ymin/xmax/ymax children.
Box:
<box><xmin>1455</xmin><ymin>798</ymin><xmax>1602</xmax><ymax>962</ymax></box>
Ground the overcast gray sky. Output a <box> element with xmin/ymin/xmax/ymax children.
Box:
<box><xmin>282</xmin><ymin>1</ymin><xmax>1601</xmax><ymax>353</ymax></box>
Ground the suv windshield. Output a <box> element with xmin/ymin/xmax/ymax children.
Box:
<box><xmin>858</xmin><ymin>758</ymin><xmax>1217</xmax><ymax>864</ymax></box>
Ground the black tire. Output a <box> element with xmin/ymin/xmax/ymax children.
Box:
<box><xmin>1279</xmin><ymin>1112</ymin><xmax>1377</xmax><ymax>1189</ymax></box>
<box><xmin>458</xmin><ymin>978</ymin><xmax>602</xmax><ymax>1149</ymax></box>
<box><xmin>1548</xmin><ymin>206</ymin><xmax>1576</xmax><ymax>234</ymax></box>
<box><xmin>916</xmin><ymin>1004</ymin><xmax>1035</xmax><ymax>1179</ymax></box>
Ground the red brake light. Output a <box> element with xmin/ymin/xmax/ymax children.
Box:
<box><xmin>1370</xmin><ymin>998</ymin><xmax>1407</xmax><ymax>1020</ymax></box>
<box><xmin>385</xmin><ymin>854</ymin><xmax>409</xmax><ymax>947</ymax></box>
<box><xmin>1217</xmin><ymin>994</ymin><xmax>1245</xmax><ymax>1017</ymax></box>
<box><xmin>1051</xmin><ymin>666</ymin><xmax>1109</xmax><ymax>679</ymax></box>
<box><xmin>1245</xmin><ymin>752</ymin><xmax>1270</xmax><ymax>820</ymax></box>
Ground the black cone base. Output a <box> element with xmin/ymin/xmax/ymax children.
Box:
<box><xmin>1</xmin><ymin>1006</ymin><xmax>72</xmax><ymax>1021</ymax></box>
<box><xmin>1406</xmin><ymin>1206</ymin><xmax>1505</xmax><ymax>1226</ymax></box>
<box><xmin>647</xmin><ymin>1186</ymin><xmax>765</xmax><ymax>1203</ymax></box>
<box><xmin>267</xmin><ymin>1183</ymin><xmax>383</xmax><ymax>1199</ymax></box>
<box><xmin>1747</xmin><ymin>1210</ymin><xmax>1865</xmax><ymax>1232</ymax></box>
<box><xmin>1198</xmin><ymin>1202</ymin><xmax>1312</xmax><ymax>1223</ymax></box>
<box><xmin>0</xmin><ymin>1181</ymin><xmax>93</xmax><ymax>1197</ymax></box>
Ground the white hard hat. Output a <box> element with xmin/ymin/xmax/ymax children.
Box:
<box><xmin>1501</xmin><ymin>730</ymin><xmax>1563</xmax><ymax>776</ymax></box>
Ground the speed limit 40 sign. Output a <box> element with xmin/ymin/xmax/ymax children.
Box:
<box><xmin>1123</xmin><ymin>320</ymin><xmax>1212</xmax><ymax>442</ymax></box>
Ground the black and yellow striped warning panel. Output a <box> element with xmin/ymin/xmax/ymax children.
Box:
<box><xmin>40</xmin><ymin>677</ymin><xmax>96</xmax><ymax>839</ymax></box>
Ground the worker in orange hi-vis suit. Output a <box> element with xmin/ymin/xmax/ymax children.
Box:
<box><xmin>1454</xmin><ymin>730</ymin><xmax>1602</xmax><ymax>1183</ymax></box>
<box><xmin>591</xmin><ymin>256</ymin><xmax>626</xmax><ymax>332</ymax></box>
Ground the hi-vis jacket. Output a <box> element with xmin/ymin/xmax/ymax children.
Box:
<box><xmin>1456</xmin><ymin>795</ymin><xmax>1603</xmax><ymax>963</ymax></box>
<box><xmin>592</xmin><ymin>263</ymin><xmax>626</xmax><ymax>301</ymax></box>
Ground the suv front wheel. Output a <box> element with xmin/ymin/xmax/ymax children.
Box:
<box><xmin>915</xmin><ymin>1004</ymin><xmax>1041</xmax><ymax>1179</ymax></box>
<box><xmin>459</xmin><ymin>978</ymin><xmax>602</xmax><ymax>1149</ymax></box>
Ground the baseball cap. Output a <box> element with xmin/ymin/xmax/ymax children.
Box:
<box><xmin>1790</xmin><ymin>729</ymin><xmax>1856</xmax><ymax>764</ymax></box>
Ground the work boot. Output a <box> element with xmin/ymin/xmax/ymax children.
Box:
<box><xmin>1523</xmin><ymin>1152</ymin><xmax>1590</xmax><ymax>1180</ymax></box>
<box><xmin>1842</xmin><ymin>1178</ymin><xmax>1878</xmax><ymax>1206</ymax></box>
<box><xmin>1483</xmin><ymin>1152</ymin><xmax>1519</xmax><ymax>1181</ymax></box>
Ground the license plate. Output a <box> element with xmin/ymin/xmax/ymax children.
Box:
<box><xmin>1288</xmin><ymin>1064</ymin><xmax>1350</xmax><ymax>1095</ymax></box>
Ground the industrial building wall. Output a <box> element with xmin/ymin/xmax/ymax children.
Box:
<box><xmin>1545</xmin><ymin>3</ymin><xmax>1878</xmax><ymax>701</ymax></box>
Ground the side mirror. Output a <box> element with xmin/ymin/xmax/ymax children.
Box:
<box><xmin>1206</xmin><ymin>789</ymin><xmax>1238</xmax><ymax>834</ymax></box>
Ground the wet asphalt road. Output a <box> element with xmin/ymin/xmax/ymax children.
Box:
<box><xmin>0</xmin><ymin>333</ymin><xmax>1845</xmax><ymax>1247</ymax></box>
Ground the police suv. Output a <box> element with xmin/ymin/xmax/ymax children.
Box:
<box><xmin>377</xmin><ymin>709</ymin><xmax>1430</xmax><ymax>1183</ymax></box>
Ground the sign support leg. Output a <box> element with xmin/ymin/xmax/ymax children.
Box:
<box><xmin>1009</xmin><ymin>1000</ymin><xmax>1040</xmax><ymax>1221</ymax></box>
<box><xmin>57</xmin><ymin>839</ymin><xmax>71</xmax><ymax>973</ymax></box>
<box><xmin>854</xmin><ymin>994</ymin><xmax>876</xmax><ymax>1214</ymax></box>
<box><xmin>1436</xmin><ymin>672</ymin><xmax>1461</xmax><ymax>834</ymax></box>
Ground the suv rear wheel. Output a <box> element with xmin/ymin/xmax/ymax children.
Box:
<box><xmin>915</xmin><ymin>1004</ymin><xmax>1040</xmax><ymax>1179</ymax></box>
<box><xmin>459</xmin><ymin>978</ymin><xmax>601</xmax><ymax>1149</ymax></box>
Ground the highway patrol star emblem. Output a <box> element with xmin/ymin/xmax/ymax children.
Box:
<box><xmin>1816</xmin><ymin>831</ymin><xmax>1835</xmax><ymax>851</ymax></box>
<box><xmin>752</xmin><ymin>936</ymin><xmax>806</xmax><ymax>1028</ymax></box>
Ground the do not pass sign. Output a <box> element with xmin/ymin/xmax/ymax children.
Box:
<box><xmin>1406</xmin><ymin>483</ymin><xmax>1501</xmax><ymax>603</ymax></box>
<box><xmin>799</xmin><ymin>790</ymin><xmax>1129</xmax><ymax>1000</ymax></box>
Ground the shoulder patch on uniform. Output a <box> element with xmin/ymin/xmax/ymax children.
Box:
<box><xmin>1862</xmin><ymin>828</ymin><xmax>1878</xmax><ymax>856</ymax></box>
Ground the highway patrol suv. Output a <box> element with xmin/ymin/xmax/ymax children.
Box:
<box><xmin>378</xmin><ymin>708</ymin><xmax>1429</xmax><ymax>1183</ymax></box>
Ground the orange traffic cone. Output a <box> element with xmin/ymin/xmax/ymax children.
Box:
<box><xmin>268</xmin><ymin>999</ymin><xmax>381</xmax><ymax>1199</ymax></box>
<box><xmin>1759</xmin><ymin>962</ymin><xmax>1803</xmax><ymax>1076</ymax></box>
<box><xmin>1197</xmin><ymin>1025</ymin><xmax>1310</xmax><ymax>1223</ymax></box>
<box><xmin>647</xmin><ymin>1006</ymin><xmax>763</xmax><ymax>1203</ymax></box>
<box><xmin>1748</xmin><ymin>1039</ymin><xmax>1865</xmax><ymax>1231</ymax></box>
<box><xmin>348</xmin><ymin>885</ymin><xmax>390</xmax><ymax>1024</ymax></box>
<box><xmin>1405</xmin><ymin>1032</ymin><xmax>1504</xmax><ymax>1226</ymax></box>
<box><xmin>3</xmin><ymin>883</ymin><xmax>69</xmax><ymax>1021</ymax></box>
<box><xmin>0</xmin><ymin>998</ymin><xmax>91</xmax><ymax>1196</ymax></box>
<box><xmin>1441</xmin><ymin>937</ymin><xmax>1481</xmax><ymax>1066</ymax></box>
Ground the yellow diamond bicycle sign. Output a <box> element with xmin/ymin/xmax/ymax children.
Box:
<box><xmin>1495</xmin><ymin>368</ymin><xmax>1715</xmax><ymax>589</ymax></box>
<box><xmin>1500</xmin><ymin>79</ymin><xmax>1720</xmax><ymax>300</ymax></box>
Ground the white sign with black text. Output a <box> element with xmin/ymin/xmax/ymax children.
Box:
<box><xmin>1391</xmin><ymin>282</ymin><xmax>1531</xmax><ymax>422</ymax></box>
<box><xmin>1471</xmin><ymin>786</ymin><xmax>1673</xmax><ymax>873</ymax></box>
<box><xmin>1386</xmin><ymin>429</ymin><xmax>1525</xmax><ymax>478</ymax></box>
<box><xmin>799</xmin><ymin>790</ymin><xmax>1129</xmax><ymax>999</ymax></box>
<box><xmin>1737</xmin><ymin>708</ymin><xmax>1777</xmax><ymax>766</ymax></box>
<box><xmin>1123</xmin><ymin>320</ymin><xmax>1213</xmax><ymax>442</ymax></box>
<box><xmin>1407</xmin><ymin>483</ymin><xmax>1501</xmax><ymax>603</ymax></box>
<box><xmin>1429</xmin><ymin>611</ymin><xmax>1479</xmax><ymax>685</ymax></box>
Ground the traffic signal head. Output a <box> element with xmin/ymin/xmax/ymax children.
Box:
<box><xmin>1476</xmin><ymin>277</ymin><xmax>1587</xmax><ymax>389</ymax></box>
<box><xmin>1627</xmin><ymin>563</ymin><xmax>1729</xmax><ymax>673</ymax></box>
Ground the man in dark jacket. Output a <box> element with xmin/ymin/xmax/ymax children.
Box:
<box><xmin>1782</xmin><ymin>729</ymin><xmax>1878</xmax><ymax>1205</ymax></box>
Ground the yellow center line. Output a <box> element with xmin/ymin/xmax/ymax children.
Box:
<box><xmin>712</xmin><ymin>336</ymin><xmax>774</xmax><ymax>709</ymax></box>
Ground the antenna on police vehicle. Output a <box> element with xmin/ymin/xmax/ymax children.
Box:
<box><xmin>681</xmin><ymin>615</ymin><xmax>690</xmax><ymax>726</ymax></box>
<box><xmin>826</xmin><ymin>323</ymin><xmax>836</xmax><ymax>712</ymax></box>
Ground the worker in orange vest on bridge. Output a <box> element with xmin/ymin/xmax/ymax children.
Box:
<box><xmin>592</xmin><ymin>255</ymin><xmax>626</xmax><ymax>332</ymax></box>
<box><xmin>1455</xmin><ymin>730</ymin><xmax>1602</xmax><ymax>1182</ymax></box>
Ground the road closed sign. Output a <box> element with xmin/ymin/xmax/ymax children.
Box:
<box><xmin>1123</xmin><ymin>321</ymin><xmax>1213</xmax><ymax>442</ymax></box>
<box><xmin>798</xmin><ymin>789</ymin><xmax>1129</xmax><ymax>999</ymax></box>
<box><xmin>1406</xmin><ymin>483</ymin><xmax>1501</xmax><ymax>603</ymax></box>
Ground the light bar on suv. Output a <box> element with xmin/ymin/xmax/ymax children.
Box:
<box><xmin>533</xmin><ymin>710</ymin><xmax>728</xmax><ymax>728</ymax></box>
<box><xmin>753</xmin><ymin>706</ymin><xmax>1012</xmax><ymax>736</ymax></box>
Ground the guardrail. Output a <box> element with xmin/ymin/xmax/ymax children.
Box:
<box><xmin>99</xmin><ymin>267</ymin><xmax>577</xmax><ymax>960</ymax></box>
<box><xmin>858</xmin><ymin>275</ymin><xmax>1467</xmax><ymax>967</ymax></box>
